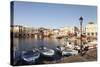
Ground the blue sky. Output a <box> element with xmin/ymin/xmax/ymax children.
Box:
<box><xmin>12</xmin><ymin>1</ymin><xmax>97</xmax><ymax>28</ymax></box>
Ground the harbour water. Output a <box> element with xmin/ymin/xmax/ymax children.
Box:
<box><xmin>14</xmin><ymin>37</ymin><xmax>63</xmax><ymax>51</ymax></box>
<box><xmin>13</xmin><ymin>37</ymin><xmax>66</xmax><ymax>65</ymax></box>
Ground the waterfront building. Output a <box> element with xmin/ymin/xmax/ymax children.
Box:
<box><xmin>59</xmin><ymin>26</ymin><xmax>78</xmax><ymax>37</ymax></box>
<box><xmin>11</xmin><ymin>25</ymin><xmax>22</xmax><ymax>33</ymax></box>
<box><xmin>11</xmin><ymin>25</ymin><xmax>24</xmax><ymax>37</ymax></box>
<box><xmin>85</xmin><ymin>22</ymin><xmax>97</xmax><ymax>39</ymax></box>
<box><xmin>43</xmin><ymin>29</ymin><xmax>51</xmax><ymax>37</ymax></box>
<box><xmin>11</xmin><ymin>25</ymin><xmax>36</xmax><ymax>37</ymax></box>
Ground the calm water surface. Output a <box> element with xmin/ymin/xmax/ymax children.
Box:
<box><xmin>14</xmin><ymin>37</ymin><xmax>64</xmax><ymax>51</ymax></box>
<box><xmin>13</xmin><ymin>37</ymin><xmax>68</xmax><ymax>65</ymax></box>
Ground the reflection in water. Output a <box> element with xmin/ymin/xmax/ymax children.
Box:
<box><xmin>14</xmin><ymin>37</ymin><xmax>64</xmax><ymax>51</ymax></box>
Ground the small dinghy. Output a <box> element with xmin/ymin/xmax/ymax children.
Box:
<box><xmin>56</xmin><ymin>36</ymin><xmax>62</xmax><ymax>39</ymax></box>
<box><xmin>56</xmin><ymin>46</ymin><xmax>68</xmax><ymax>53</ymax></box>
<box><xmin>56</xmin><ymin>46</ymin><xmax>62</xmax><ymax>55</ymax></box>
<box><xmin>56</xmin><ymin>45</ymin><xmax>78</xmax><ymax>56</ymax></box>
<box><xmin>56</xmin><ymin>46</ymin><xmax>61</xmax><ymax>51</ymax></box>
<box><xmin>61</xmin><ymin>48</ymin><xmax>78</xmax><ymax>56</ymax></box>
<box><xmin>22</xmin><ymin>49</ymin><xmax>40</xmax><ymax>63</ymax></box>
<box><xmin>40</xmin><ymin>47</ymin><xmax>55</xmax><ymax>57</ymax></box>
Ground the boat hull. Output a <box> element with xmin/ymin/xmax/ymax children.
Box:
<box><xmin>40</xmin><ymin>47</ymin><xmax>55</xmax><ymax>57</ymax></box>
<box><xmin>22</xmin><ymin>50</ymin><xmax>40</xmax><ymax>63</ymax></box>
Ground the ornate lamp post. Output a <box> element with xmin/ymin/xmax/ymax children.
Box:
<box><xmin>79</xmin><ymin>16</ymin><xmax>83</xmax><ymax>54</ymax></box>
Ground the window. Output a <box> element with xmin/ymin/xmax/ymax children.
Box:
<box><xmin>87</xmin><ymin>33</ymin><xmax>90</xmax><ymax>35</ymax></box>
<box><xmin>91</xmin><ymin>32</ymin><xmax>94</xmax><ymax>36</ymax></box>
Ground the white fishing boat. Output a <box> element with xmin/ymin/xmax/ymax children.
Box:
<box><xmin>74</xmin><ymin>45</ymin><xmax>80</xmax><ymax>50</ymax></box>
<box><xmin>86</xmin><ymin>40</ymin><xmax>97</xmax><ymax>49</ymax></box>
<box><xmin>62</xmin><ymin>49</ymin><xmax>78</xmax><ymax>56</ymax></box>
<box><xmin>22</xmin><ymin>49</ymin><xmax>40</xmax><ymax>63</ymax></box>
<box><xmin>56</xmin><ymin>45</ymin><xmax>78</xmax><ymax>56</ymax></box>
<box><xmin>40</xmin><ymin>47</ymin><xmax>55</xmax><ymax>57</ymax></box>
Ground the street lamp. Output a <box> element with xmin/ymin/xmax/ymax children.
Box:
<box><xmin>79</xmin><ymin>16</ymin><xmax>83</xmax><ymax>55</ymax></box>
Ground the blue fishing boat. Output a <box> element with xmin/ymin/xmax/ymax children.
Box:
<box><xmin>22</xmin><ymin>49</ymin><xmax>40</xmax><ymax>63</ymax></box>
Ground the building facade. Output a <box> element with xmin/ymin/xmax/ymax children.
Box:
<box><xmin>85</xmin><ymin>22</ymin><xmax>97</xmax><ymax>38</ymax></box>
<box><xmin>59</xmin><ymin>26</ymin><xmax>78</xmax><ymax>37</ymax></box>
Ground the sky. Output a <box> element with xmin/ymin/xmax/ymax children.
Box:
<box><xmin>12</xmin><ymin>1</ymin><xmax>97</xmax><ymax>28</ymax></box>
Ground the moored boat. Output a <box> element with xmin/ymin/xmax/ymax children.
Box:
<box><xmin>21</xmin><ymin>49</ymin><xmax>40</xmax><ymax>63</ymax></box>
<box><xmin>56</xmin><ymin>45</ymin><xmax>78</xmax><ymax>56</ymax></box>
<box><xmin>56</xmin><ymin>37</ymin><xmax>62</xmax><ymax>39</ymax></box>
<box><xmin>40</xmin><ymin>47</ymin><xmax>55</xmax><ymax>57</ymax></box>
<box><xmin>61</xmin><ymin>48</ymin><xmax>78</xmax><ymax>56</ymax></box>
